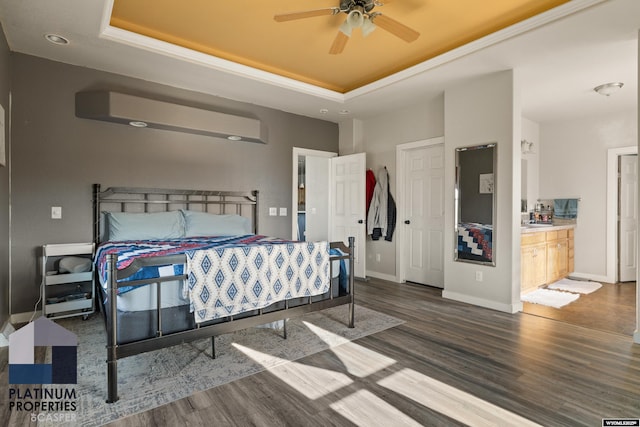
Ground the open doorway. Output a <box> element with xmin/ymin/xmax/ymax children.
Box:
<box><xmin>291</xmin><ymin>148</ymin><xmax>367</xmax><ymax>278</ymax></box>
<box><xmin>291</xmin><ymin>148</ymin><xmax>336</xmax><ymax>241</ymax></box>
<box><xmin>522</xmin><ymin>147</ymin><xmax>637</xmax><ymax>336</ymax></box>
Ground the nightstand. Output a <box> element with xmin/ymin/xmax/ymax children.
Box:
<box><xmin>41</xmin><ymin>243</ymin><xmax>95</xmax><ymax>320</ymax></box>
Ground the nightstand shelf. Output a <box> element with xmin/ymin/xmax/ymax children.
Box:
<box><xmin>41</xmin><ymin>243</ymin><xmax>95</xmax><ymax>320</ymax></box>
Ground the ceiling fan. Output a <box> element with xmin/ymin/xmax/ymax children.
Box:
<box><xmin>274</xmin><ymin>0</ymin><xmax>420</xmax><ymax>54</ymax></box>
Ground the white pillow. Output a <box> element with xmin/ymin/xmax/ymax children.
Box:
<box><xmin>105</xmin><ymin>211</ymin><xmax>185</xmax><ymax>241</ymax></box>
<box><xmin>182</xmin><ymin>210</ymin><xmax>252</xmax><ymax>237</ymax></box>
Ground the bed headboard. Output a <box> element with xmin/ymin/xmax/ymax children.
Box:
<box><xmin>93</xmin><ymin>184</ymin><xmax>259</xmax><ymax>245</ymax></box>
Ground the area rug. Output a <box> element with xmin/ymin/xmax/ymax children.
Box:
<box><xmin>547</xmin><ymin>278</ymin><xmax>602</xmax><ymax>294</ymax></box>
<box><xmin>44</xmin><ymin>305</ymin><xmax>403</xmax><ymax>426</ymax></box>
<box><xmin>521</xmin><ymin>288</ymin><xmax>580</xmax><ymax>308</ymax></box>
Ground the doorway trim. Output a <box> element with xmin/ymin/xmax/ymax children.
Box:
<box><xmin>395</xmin><ymin>136</ymin><xmax>445</xmax><ymax>284</ymax></box>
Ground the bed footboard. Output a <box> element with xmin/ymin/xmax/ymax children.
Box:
<box><xmin>103</xmin><ymin>237</ymin><xmax>355</xmax><ymax>404</ymax></box>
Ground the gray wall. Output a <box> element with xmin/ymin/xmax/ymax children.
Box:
<box><xmin>0</xmin><ymin>25</ymin><xmax>10</xmax><ymax>327</ymax></box>
<box><xmin>10</xmin><ymin>53</ymin><xmax>338</xmax><ymax>315</ymax></box>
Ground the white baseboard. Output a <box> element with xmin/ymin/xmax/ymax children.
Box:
<box><xmin>365</xmin><ymin>270</ymin><xmax>399</xmax><ymax>283</ymax></box>
<box><xmin>443</xmin><ymin>290</ymin><xmax>522</xmax><ymax>314</ymax></box>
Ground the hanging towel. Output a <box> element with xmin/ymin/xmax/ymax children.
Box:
<box><xmin>553</xmin><ymin>198</ymin><xmax>579</xmax><ymax>219</ymax></box>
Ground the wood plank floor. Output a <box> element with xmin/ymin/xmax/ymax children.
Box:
<box><xmin>102</xmin><ymin>278</ymin><xmax>640</xmax><ymax>427</ymax></box>
<box><xmin>523</xmin><ymin>281</ymin><xmax>636</xmax><ymax>336</ymax></box>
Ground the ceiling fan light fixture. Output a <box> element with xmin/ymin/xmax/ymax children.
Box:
<box><xmin>346</xmin><ymin>8</ymin><xmax>364</xmax><ymax>28</ymax></box>
<box><xmin>361</xmin><ymin>17</ymin><xmax>376</xmax><ymax>37</ymax></box>
<box><xmin>339</xmin><ymin>19</ymin><xmax>353</xmax><ymax>36</ymax></box>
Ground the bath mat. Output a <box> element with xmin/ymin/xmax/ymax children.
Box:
<box><xmin>548</xmin><ymin>278</ymin><xmax>602</xmax><ymax>294</ymax></box>
<box><xmin>521</xmin><ymin>288</ymin><xmax>580</xmax><ymax>308</ymax></box>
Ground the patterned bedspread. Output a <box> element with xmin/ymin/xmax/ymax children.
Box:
<box><xmin>95</xmin><ymin>235</ymin><xmax>331</xmax><ymax>323</ymax></box>
<box><xmin>185</xmin><ymin>241</ymin><xmax>330</xmax><ymax>323</ymax></box>
<box><xmin>457</xmin><ymin>223</ymin><xmax>493</xmax><ymax>261</ymax></box>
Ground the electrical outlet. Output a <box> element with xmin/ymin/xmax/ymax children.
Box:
<box><xmin>269</xmin><ymin>207</ymin><xmax>277</xmax><ymax>216</ymax></box>
<box><xmin>475</xmin><ymin>271</ymin><xmax>483</xmax><ymax>282</ymax></box>
<box><xmin>376</xmin><ymin>253</ymin><xmax>381</xmax><ymax>262</ymax></box>
<box><xmin>51</xmin><ymin>206</ymin><xmax>62</xmax><ymax>219</ymax></box>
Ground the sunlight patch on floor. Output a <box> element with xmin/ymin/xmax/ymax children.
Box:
<box><xmin>378</xmin><ymin>368</ymin><xmax>543</xmax><ymax>427</ymax></box>
<box><xmin>233</xmin><ymin>342</ymin><xmax>353</xmax><ymax>399</ymax></box>
<box><xmin>303</xmin><ymin>321</ymin><xmax>396</xmax><ymax>377</ymax></box>
<box><xmin>329</xmin><ymin>342</ymin><xmax>396</xmax><ymax>378</ymax></box>
<box><xmin>330</xmin><ymin>389</ymin><xmax>423</xmax><ymax>426</ymax></box>
<box><xmin>302</xmin><ymin>320</ymin><xmax>351</xmax><ymax>346</ymax></box>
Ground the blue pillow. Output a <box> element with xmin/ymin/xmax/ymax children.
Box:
<box><xmin>182</xmin><ymin>210</ymin><xmax>252</xmax><ymax>236</ymax></box>
<box><xmin>105</xmin><ymin>211</ymin><xmax>185</xmax><ymax>241</ymax></box>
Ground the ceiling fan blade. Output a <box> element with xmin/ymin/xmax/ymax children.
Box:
<box><xmin>370</xmin><ymin>13</ymin><xmax>419</xmax><ymax>43</ymax></box>
<box><xmin>274</xmin><ymin>7</ymin><xmax>339</xmax><ymax>22</ymax></box>
<box><xmin>329</xmin><ymin>31</ymin><xmax>349</xmax><ymax>55</ymax></box>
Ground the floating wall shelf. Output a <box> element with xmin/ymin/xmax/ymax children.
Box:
<box><xmin>75</xmin><ymin>91</ymin><xmax>265</xmax><ymax>143</ymax></box>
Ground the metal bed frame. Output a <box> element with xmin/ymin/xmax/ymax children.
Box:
<box><xmin>92</xmin><ymin>184</ymin><xmax>355</xmax><ymax>403</ymax></box>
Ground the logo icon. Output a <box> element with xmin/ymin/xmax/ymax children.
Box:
<box><xmin>9</xmin><ymin>317</ymin><xmax>77</xmax><ymax>384</ymax></box>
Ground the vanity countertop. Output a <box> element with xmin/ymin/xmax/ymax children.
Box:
<box><xmin>520</xmin><ymin>224</ymin><xmax>575</xmax><ymax>234</ymax></box>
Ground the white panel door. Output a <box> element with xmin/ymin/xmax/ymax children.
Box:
<box><xmin>403</xmin><ymin>144</ymin><xmax>444</xmax><ymax>287</ymax></box>
<box><xmin>619</xmin><ymin>154</ymin><xmax>637</xmax><ymax>282</ymax></box>
<box><xmin>330</xmin><ymin>153</ymin><xmax>366</xmax><ymax>278</ymax></box>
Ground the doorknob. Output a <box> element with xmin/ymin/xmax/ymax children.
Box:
<box><xmin>404</xmin><ymin>220</ymin><xmax>411</xmax><ymax>224</ymax></box>
<box><xmin>358</xmin><ymin>219</ymin><xmax>364</xmax><ymax>224</ymax></box>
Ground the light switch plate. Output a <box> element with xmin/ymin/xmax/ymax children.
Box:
<box><xmin>51</xmin><ymin>206</ymin><xmax>62</xmax><ymax>219</ymax></box>
<box><xmin>279</xmin><ymin>207</ymin><xmax>287</xmax><ymax>216</ymax></box>
<box><xmin>269</xmin><ymin>207</ymin><xmax>277</xmax><ymax>216</ymax></box>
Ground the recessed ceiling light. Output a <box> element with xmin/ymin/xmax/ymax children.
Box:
<box><xmin>319</xmin><ymin>108</ymin><xmax>329</xmax><ymax>114</ymax></box>
<box><xmin>594</xmin><ymin>82</ymin><xmax>624</xmax><ymax>96</ymax></box>
<box><xmin>339</xmin><ymin>109</ymin><xmax>350</xmax><ymax>115</ymax></box>
<box><xmin>44</xmin><ymin>34</ymin><xmax>69</xmax><ymax>45</ymax></box>
<box><xmin>128</xmin><ymin>121</ymin><xmax>148</xmax><ymax>128</ymax></box>
<box><xmin>227</xmin><ymin>135</ymin><xmax>242</xmax><ymax>141</ymax></box>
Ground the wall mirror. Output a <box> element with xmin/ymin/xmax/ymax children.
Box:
<box><xmin>455</xmin><ymin>143</ymin><xmax>497</xmax><ymax>266</ymax></box>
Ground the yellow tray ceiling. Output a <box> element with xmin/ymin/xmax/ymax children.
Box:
<box><xmin>111</xmin><ymin>0</ymin><xmax>570</xmax><ymax>93</ymax></box>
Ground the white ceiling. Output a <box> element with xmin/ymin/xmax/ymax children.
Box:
<box><xmin>0</xmin><ymin>0</ymin><xmax>637</xmax><ymax>124</ymax></box>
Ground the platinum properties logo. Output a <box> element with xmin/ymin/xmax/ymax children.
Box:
<box><xmin>8</xmin><ymin>317</ymin><xmax>78</xmax><ymax>423</ymax></box>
